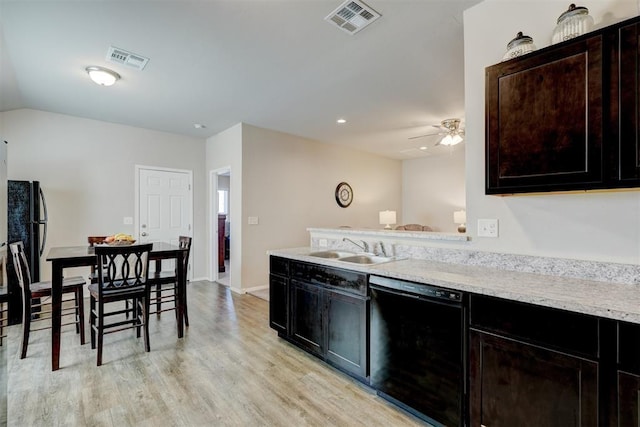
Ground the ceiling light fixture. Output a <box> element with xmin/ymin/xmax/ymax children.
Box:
<box><xmin>439</xmin><ymin>133</ymin><xmax>464</xmax><ymax>146</ymax></box>
<box><xmin>85</xmin><ymin>66</ymin><xmax>120</xmax><ymax>86</ymax></box>
<box><xmin>337</xmin><ymin>118</ymin><xmax>347</xmax><ymax>124</ymax></box>
<box><xmin>437</xmin><ymin>118</ymin><xmax>465</xmax><ymax>146</ymax></box>
<box><xmin>194</xmin><ymin>123</ymin><xmax>207</xmax><ymax>129</ymax></box>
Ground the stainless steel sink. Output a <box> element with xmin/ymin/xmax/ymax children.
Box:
<box><xmin>308</xmin><ymin>250</ymin><xmax>399</xmax><ymax>265</ymax></box>
<box><xmin>308</xmin><ymin>250</ymin><xmax>356</xmax><ymax>259</ymax></box>
<box><xmin>337</xmin><ymin>254</ymin><xmax>396</xmax><ymax>265</ymax></box>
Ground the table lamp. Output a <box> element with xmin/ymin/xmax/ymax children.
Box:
<box><xmin>454</xmin><ymin>210</ymin><xmax>466</xmax><ymax>233</ymax></box>
<box><xmin>379</xmin><ymin>210</ymin><xmax>396</xmax><ymax>230</ymax></box>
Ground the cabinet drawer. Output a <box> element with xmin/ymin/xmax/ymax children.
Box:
<box><xmin>290</xmin><ymin>261</ymin><xmax>367</xmax><ymax>296</ymax></box>
<box><xmin>270</xmin><ymin>256</ymin><xmax>289</xmax><ymax>277</ymax></box>
<box><xmin>470</xmin><ymin>294</ymin><xmax>599</xmax><ymax>358</ymax></box>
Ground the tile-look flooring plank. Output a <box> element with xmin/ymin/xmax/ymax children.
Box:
<box><xmin>7</xmin><ymin>281</ymin><xmax>426</xmax><ymax>426</ymax></box>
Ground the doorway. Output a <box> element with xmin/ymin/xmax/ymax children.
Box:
<box><xmin>211</xmin><ymin>167</ymin><xmax>231</xmax><ymax>286</ymax></box>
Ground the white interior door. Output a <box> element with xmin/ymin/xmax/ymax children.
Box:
<box><xmin>138</xmin><ymin>167</ymin><xmax>192</xmax><ymax>247</ymax></box>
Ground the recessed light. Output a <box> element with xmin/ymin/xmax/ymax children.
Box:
<box><xmin>194</xmin><ymin>123</ymin><xmax>207</xmax><ymax>129</ymax></box>
<box><xmin>336</xmin><ymin>118</ymin><xmax>347</xmax><ymax>124</ymax></box>
<box><xmin>420</xmin><ymin>146</ymin><xmax>428</xmax><ymax>150</ymax></box>
<box><xmin>85</xmin><ymin>66</ymin><xmax>120</xmax><ymax>86</ymax></box>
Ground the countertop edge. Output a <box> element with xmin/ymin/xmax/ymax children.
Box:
<box><xmin>268</xmin><ymin>247</ymin><xmax>640</xmax><ymax>324</ymax></box>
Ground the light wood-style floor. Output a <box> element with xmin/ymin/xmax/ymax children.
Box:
<box><xmin>6</xmin><ymin>281</ymin><xmax>425</xmax><ymax>426</ymax></box>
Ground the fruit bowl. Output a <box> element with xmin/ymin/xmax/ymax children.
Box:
<box><xmin>106</xmin><ymin>240</ymin><xmax>136</xmax><ymax>246</ymax></box>
<box><xmin>104</xmin><ymin>233</ymin><xmax>136</xmax><ymax>246</ymax></box>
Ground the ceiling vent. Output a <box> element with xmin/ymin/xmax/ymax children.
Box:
<box><xmin>325</xmin><ymin>0</ymin><xmax>381</xmax><ymax>35</ymax></box>
<box><xmin>106</xmin><ymin>46</ymin><xmax>149</xmax><ymax>71</ymax></box>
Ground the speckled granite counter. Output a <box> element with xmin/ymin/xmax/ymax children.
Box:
<box><xmin>269</xmin><ymin>247</ymin><xmax>640</xmax><ymax>324</ymax></box>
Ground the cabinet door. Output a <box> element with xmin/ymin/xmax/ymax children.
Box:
<box><xmin>486</xmin><ymin>35</ymin><xmax>604</xmax><ymax>194</ymax></box>
<box><xmin>290</xmin><ymin>280</ymin><xmax>322</xmax><ymax>356</ymax></box>
<box><xmin>325</xmin><ymin>290</ymin><xmax>367</xmax><ymax>379</ymax></box>
<box><xmin>269</xmin><ymin>274</ymin><xmax>288</xmax><ymax>334</ymax></box>
<box><xmin>617</xmin><ymin>22</ymin><xmax>640</xmax><ymax>184</ymax></box>
<box><xmin>618</xmin><ymin>371</ymin><xmax>640</xmax><ymax>426</ymax></box>
<box><xmin>470</xmin><ymin>330</ymin><xmax>598</xmax><ymax>427</ymax></box>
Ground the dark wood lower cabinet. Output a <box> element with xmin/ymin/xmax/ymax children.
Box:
<box><xmin>271</xmin><ymin>258</ymin><xmax>640</xmax><ymax>425</ymax></box>
<box><xmin>269</xmin><ymin>257</ymin><xmax>289</xmax><ymax>335</ymax></box>
<box><xmin>325</xmin><ymin>290</ymin><xmax>367</xmax><ymax>379</ymax></box>
<box><xmin>618</xmin><ymin>371</ymin><xmax>640</xmax><ymax>426</ymax></box>
<box><xmin>275</xmin><ymin>260</ymin><xmax>369</xmax><ymax>381</ymax></box>
<box><xmin>470</xmin><ymin>330</ymin><xmax>598</xmax><ymax>427</ymax></box>
<box><xmin>290</xmin><ymin>280</ymin><xmax>323</xmax><ymax>356</ymax></box>
<box><xmin>617</xmin><ymin>321</ymin><xmax>640</xmax><ymax>426</ymax></box>
<box><xmin>289</xmin><ymin>279</ymin><xmax>368</xmax><ymax>379</ymax></box>
<box><xmin>268</xmin><ymin>274</ymin><xmax>288</xmax><ymax>334</ymax></box>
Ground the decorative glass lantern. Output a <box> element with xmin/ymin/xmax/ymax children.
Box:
<box><xmin>551</xmin><ymin>3</ymin><xmax>594</xmax><ymax>44</ymax></box>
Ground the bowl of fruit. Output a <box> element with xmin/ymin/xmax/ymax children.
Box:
<box><xmin>104</xmin><ymin>233</ymin><xmax>136</xmax><ymax>246</ymax></box>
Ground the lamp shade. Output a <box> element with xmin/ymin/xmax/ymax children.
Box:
<box><xmin>440</xmin><ymin>133</ymin><xmax>464</xmax><ymax>146</ymax></box>
<box><xmin>453</xmin><ymin>210</ymin><xmax>466</xmax><ymax>224</ymax></box>
<box><xmin>379</xmin><ymin>210</ymin><xmax>396</xmax><ymax>229</ymax></box>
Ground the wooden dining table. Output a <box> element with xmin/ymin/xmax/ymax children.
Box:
<box><xmin>46</xmin><ymin>241</ymin><xmax>187</xmax><ymax>371</ymax></box>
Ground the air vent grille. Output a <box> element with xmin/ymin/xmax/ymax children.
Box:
<box><xmin>106</xmin><ymin>46</ymin><xmax>149</xmax><ymax>71</ymax></box>
<box><xmin>325</xmin><ymin>0</ymin><xmax>381</xmax><ymax>35</ymax></box>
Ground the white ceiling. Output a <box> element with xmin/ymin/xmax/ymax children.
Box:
<box><xmin>0</xmin><ymin>0</ymin><xmax>481</xmax><ymax>160</ymax></box>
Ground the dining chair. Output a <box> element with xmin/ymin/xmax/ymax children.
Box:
<box><xmin>89</xmin><ymin>243</ymin><xmax>152</xmax><ymax>366</ymax></box>
<box><xmin>0</xmin><ymin>251</ymin><xmax>7</xmax><ymax>346</ymax></box>
<box><xmin>148</xmin><ymin>236</ymin><xmax>192</xmax><ymax>327</ymax></box>
<box><xmin>0</xmin><ymin>294</ymin><xmax>8</xmax><ymax>346</ymax></box>
<box><xmin>87</xmin><ymin>236</ymin><xmax>108</xmax><ymax>284</ymax></box>
<box><xmin>9</xmin><ymin>241</ymin><xmax>86</xmax><ymax>359</ymax></box>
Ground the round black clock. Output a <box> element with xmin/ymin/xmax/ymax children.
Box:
<box><xmin>335</xmin><ymin>182</ymin><xmax>353</xmax><ymax>208</ymax></box>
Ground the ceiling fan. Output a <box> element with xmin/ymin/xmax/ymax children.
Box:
<box><xmin>409</xmin><ymin>118</ymin><xmax>465</xmax><ymax>146</ymax></box>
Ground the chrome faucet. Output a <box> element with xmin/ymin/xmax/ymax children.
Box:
<box><xmin>377</xmin><ymin>241</ymin><xmax>388</xmax><ymax>257</ymax></box>
<box><xmin>343</xmin><ymin>237</ymin><xmax>369</xmax><ymax>253</ymax></box>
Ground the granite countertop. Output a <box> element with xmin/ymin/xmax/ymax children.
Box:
<box><xmin>269</xmin><ymin>247</ymin><xmax>640</xmax><ymax>324</ymax></box>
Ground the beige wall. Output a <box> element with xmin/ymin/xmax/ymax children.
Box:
<box><xmin>206</xmin><ymin>123</ymin><xmax>243</xmax><ymax>292</ymax></box>
<box><xmin>208</xmin><ymin>123</ymin><xmax>402</xmax><ymax>291</ymax></box>
<box><xmin>1</xmin><ymin>108</ymin><xmax>207</xmax><ymax>279</ymax></box>
<box><xmin>463</xmin><ymin>0</ymin><xmax>640</xmax><ymax>264</ymax></box>
<box><xmin>402</xmin><ymin>147</ymin><xmax>465</xmax><ymax>232</ymax></box>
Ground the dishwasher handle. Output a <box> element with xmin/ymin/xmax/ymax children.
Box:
<box><xmin>370</xmin><ymin>284</ymin><xmax>423</xmax><ymax>300</ymax></box>
<box><xmin>370</xmin><ymin>275</ymin><xmax>463</xmax><ymax>305</ymax></box>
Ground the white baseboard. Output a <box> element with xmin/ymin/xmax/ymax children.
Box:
<box><xmin>244</xmin><ymin>285</ymin><xmax>268</xmax><ymax>293</ymax></box>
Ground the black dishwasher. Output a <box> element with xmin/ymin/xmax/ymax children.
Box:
<box><xmin>370</xmin><ymin>275</ymin><xmax>466</xmax><ymax>427</ymax></box>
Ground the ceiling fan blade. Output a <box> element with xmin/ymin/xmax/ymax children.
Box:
<box><xmin>408</xmin><ymin>130</ymin><xmax>444</xmax><ymax>140</ymax></box>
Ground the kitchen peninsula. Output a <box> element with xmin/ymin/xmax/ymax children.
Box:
<box><xmin>269</xmin><ymin>227</ymin><xmax>640</xmax><ymax>426</ymax></box>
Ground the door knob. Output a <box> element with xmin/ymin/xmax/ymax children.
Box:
<box><xmin>141</xmin><ymin>232</ymin><xmax>148</xmax><ymax>237</ymax></box>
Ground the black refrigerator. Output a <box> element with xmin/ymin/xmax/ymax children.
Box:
<box><xmin>7</xmin><ymin>180</ymin><xmax>48</xmax><ymax>324</ymax></box>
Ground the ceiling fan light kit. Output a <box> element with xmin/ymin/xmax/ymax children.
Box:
<box><xmin>409</xmin><ymin>117</ymin><xmax>465</xmax><ymax>146</ymax></box>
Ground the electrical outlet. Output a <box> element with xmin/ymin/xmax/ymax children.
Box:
<box><xmin>123</xmin><ymin>216</ymin><xmax>133</xmax><ymax>225</ymax></box>
<box><xmin>478</xmin><ymin>219</ymin><xmax>498</xmax><ymax>237</ymax></box>
<box><xmin>319</xmin><ymin>239</ymin><xmax>328</xmax><ymax>247</ymax></box>
<box><xmin>248</xmin><ymin>216</ymin><xmax>259</xmax><ymax>225</ymax></box>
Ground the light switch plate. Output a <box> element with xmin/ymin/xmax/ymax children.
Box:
<box><xmin>478</xmin><ymin>219</ymin><xmax>498</xmax><ymax>237</ymax></box>
<box><xmin>248</xmin><ymin>216</ymin><xmax>259</xmax><ymax>225</ymax></box>
<box><xmin>123</xmin><ymin>216</ymin><xmax>133</xmax><ymax>225</ymax></box>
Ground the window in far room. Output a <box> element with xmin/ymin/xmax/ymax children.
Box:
<box><xmin>217</xmin><ymin>190</ymin><xmax>229</xmax><ymax>215</ymax></box>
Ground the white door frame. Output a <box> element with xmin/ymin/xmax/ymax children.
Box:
<box><xmin>210</xmin><ymin>166</ymin><xmax>230</xmax><ymax>282</ymax></box>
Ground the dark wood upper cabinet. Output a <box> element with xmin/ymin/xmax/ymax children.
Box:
<box><xmin>617</xmin><ymin>21</ymin><xmax>640</xmax><ymax>184</ymax></box>
<box><xmin>486</xmin><ymin>16</ymin><xmax>640</xmax><ymax>194</ymax></box>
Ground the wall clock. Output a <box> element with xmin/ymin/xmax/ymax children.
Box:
<box><xmin>335</xmin><ymin>182</ymin><xmax>353</xmax><ymax>208</ymax></box>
